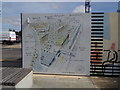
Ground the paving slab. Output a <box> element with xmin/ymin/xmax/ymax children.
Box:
<box><xmin>33</xmin><ymin>74</ymin><xmax>96</xmax><ymax>88</ymax></box>
<box><xmin>32</xmin><ymin>74</ymin><xmax>120</xmax><ymax>89</ymax></box>
<box><xmin>90</xmin><ymin>76</ymin><xmax>119</xmax><ymax>89</ymax></box>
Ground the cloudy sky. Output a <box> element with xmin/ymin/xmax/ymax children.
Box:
<box><xmin>2</xmin><ymin>2</ymin><xmax>119</xmax><ymax>31</ymax></box>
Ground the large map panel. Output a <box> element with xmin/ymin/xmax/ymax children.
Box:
<box><xmin>22</xmin><ymin>13</ymin><xmax>91</xmax><ymax>75</ymax></box>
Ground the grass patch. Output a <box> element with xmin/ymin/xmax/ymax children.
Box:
<box><xmin>56</xmin><ymin>38</ymin><xmax>66</xmax><ymax>46</ymax></box>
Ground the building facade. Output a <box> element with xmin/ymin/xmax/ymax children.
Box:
<box><xmin>117</xmin><ymin>1</ymin><xmax>120</xmax><ymax>12</ymax></box>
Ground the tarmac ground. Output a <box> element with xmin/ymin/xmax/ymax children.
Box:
<box><xmin>0</xmin><ymin>43</ymin><xmax>22</xmax><ymax>67</ymax></box>
<box><xmin>0</xmin><ymin>43</ymin><xmax>120</xmax><ymax>89</ymax></box>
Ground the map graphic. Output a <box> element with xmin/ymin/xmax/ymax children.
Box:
<box><xmin>22</xmin><ymin>13</ymin><xmax>91</xmax><ymax>75</ymax></box>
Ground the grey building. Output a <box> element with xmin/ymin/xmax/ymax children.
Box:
<box><xmin>117</xmin><ymin>1</ymin><xmax>120</xmax><ymax>12</ymax></box>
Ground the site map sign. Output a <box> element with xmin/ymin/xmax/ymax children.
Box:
<box><xmin>22</xmin><ymin>13</ymin><xmax>91</xmax><ymax>75</ymax></box>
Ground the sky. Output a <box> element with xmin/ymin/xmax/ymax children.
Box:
<box><xmin>2</xmin><ymin>0</ymin><xmax>120</xmax><ymax>2</ymax></box>
<box><xmin>2</xmin><ymin>2</ymin><xmax>119</xmax><ymax>31</ymax></box>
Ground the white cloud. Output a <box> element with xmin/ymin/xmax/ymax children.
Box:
<box><xmin>50</xmin><ymin>3</ymin><xmax>60</xmax><ymax>9</ymax></box>
<box><xmin>73</xmin><ymin>5</ymin><xmax>85</xmax><ymax>13</ymax></box>
<box><xmin>73</xmin><ymin>5</ymin><xmax>92</xmax><ymax>13</ymax></box>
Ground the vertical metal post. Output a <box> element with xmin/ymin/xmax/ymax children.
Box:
<box><xmin>21</xmin><ymin>13</ymin><xmax>23</xmax><ymax>68</ymax></box>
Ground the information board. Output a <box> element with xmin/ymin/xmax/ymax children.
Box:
<box><xmin>22</xmin><ymin>13</ymin><xmax>91</xmax><ymax>75</ymax></box>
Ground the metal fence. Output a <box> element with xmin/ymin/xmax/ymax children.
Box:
<box><xmin>90</xmin><ymin>12</ymin><xmax>120</xmax><ymax>76</ymax></box>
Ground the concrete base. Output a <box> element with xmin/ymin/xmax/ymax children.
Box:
<box><xmin>1</xmin><ymin>68</ymin><xmax>33</xmax><ymax>89</ymax></box>
<box><xmin>15</xmin><ymin>71</ymin><xmax>33</xmax><ymax>88</ymax></box>
<box><xmin>33</xmin><ymin>74</ymin><xmax>95</xmax><ymax>88</ymax></box>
